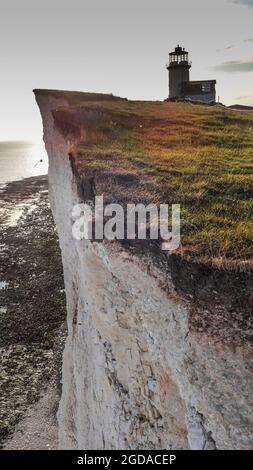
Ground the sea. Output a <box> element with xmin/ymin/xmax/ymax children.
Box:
<box><xmin>0</xmin><ymin>141</ymin><xmax>48</xmax><ymax>186</ymax></box>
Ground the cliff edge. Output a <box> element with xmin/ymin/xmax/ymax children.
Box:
<box><xmin>34</xmin><ymin>89</ymin><xmax>253</xmax><ymax>450</ymax></box>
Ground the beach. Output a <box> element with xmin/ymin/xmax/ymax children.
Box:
<box><xmin>0</xmin><ymin>143</ymin><xmax>66</xmax><ymax>449</ymax></box>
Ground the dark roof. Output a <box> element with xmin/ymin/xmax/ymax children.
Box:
<box><xmin>187</xmin><ymin>80</ymin><xmax>216</xmax><ymax>85</ymax></box>
<box><xmin>170</xmin><ymin>45</ymin><xmax>188</xmax><ymax>55</ymax></box>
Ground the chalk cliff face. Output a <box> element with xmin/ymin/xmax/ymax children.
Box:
<box><xmin>35</xmin><ymin>90</ymin><xmax>253</xmax><ymax>450</ymax></box>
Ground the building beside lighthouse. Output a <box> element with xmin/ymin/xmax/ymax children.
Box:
<box><xmin>167</xmin><ymin>45</ymin><xmax>216</xmax><ymax>103</ymax></box>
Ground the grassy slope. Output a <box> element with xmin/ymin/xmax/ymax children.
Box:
<box><xmin>41</xmin><ymin>90</ymin><xmax>253</xmax><ymax>270</ymax></box>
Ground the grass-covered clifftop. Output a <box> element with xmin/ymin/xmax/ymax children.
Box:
<box><xmin>35</xmin><ymin>90</ymin><xmax>253</xmax><ymax>271</ymax></box>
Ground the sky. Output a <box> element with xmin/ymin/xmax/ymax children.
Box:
<box><xmin>0</xmin><ymin>0</ymin><xmax>252</xmax><ymax>142</ymax></box>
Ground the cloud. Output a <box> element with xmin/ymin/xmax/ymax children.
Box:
<box><xmin>235</xmin><ymin>95</ymin><xmax>253</xmax><ymax>100</ymax></box>
<box><xmin>216</xmin><ymin>45</ymin><xmax>235</xmax><ymax>52</ymax></box>
<box><xmin>232</xmin><ymin>0</ymin><xmax>253</xmax><ymax>7</ymax></box>
<box><xmin>212</xmin><ymin>59</ymin><xmax>253</xmax><ymax>72</ymax></box>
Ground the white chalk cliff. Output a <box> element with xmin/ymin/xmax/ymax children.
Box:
<box><xmin>35</xmin><ymin>90</ymin><xmax>253</xmax><ymax>450</ymax></box>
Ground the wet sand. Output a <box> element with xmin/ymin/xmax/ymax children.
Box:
<box><xmin>0</xmin><ymin>176</ymin><xmax>66</xmax><ymax>449</ymax></box>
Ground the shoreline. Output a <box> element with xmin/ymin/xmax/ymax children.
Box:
<box><xmin>0</xmin><ymin>175</ymin><xmax>66</xmax><ymax>449</ymax></box>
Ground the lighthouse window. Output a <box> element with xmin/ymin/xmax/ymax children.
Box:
<box><xmin>202</xmin><ymin>83</ymin><xmax>211</xmax><ymax>93</ymax></box>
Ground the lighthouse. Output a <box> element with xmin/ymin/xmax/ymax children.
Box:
<box><xmin>166</xmin><ymin>45</ymin><xmax>216</xmax><ymax>103</ymax></box>
<box><xmin>167</xmin><ymin>45</ymin><xmax>191</xmax><ymax>99</ymax></box>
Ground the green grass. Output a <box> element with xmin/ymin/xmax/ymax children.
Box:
<box><xmin>46</xmin><ymin>90</ymin><xmax>253</xmax><ymax>270</ymax></box>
